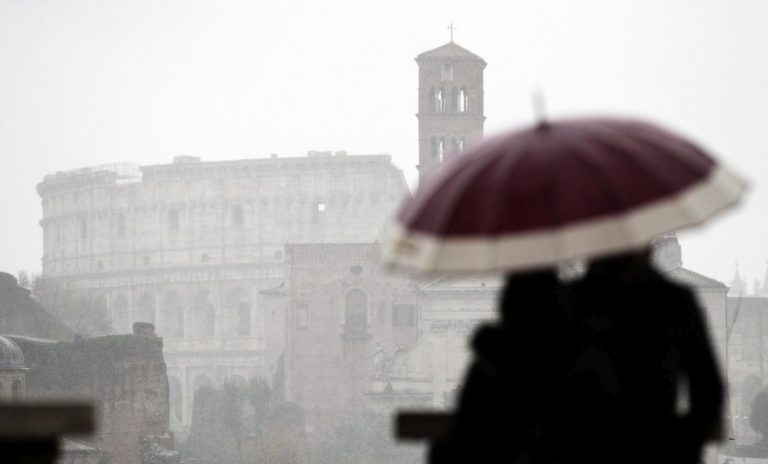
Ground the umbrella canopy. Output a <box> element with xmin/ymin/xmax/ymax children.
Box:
<box><xmin>383</xmin><ymin>117</ymin><xmax>747</xmax><ymax>273</ymax></box>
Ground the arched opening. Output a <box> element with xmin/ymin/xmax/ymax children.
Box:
<box><xmin>193</xmin><ymin>374</ymin><xmax>213</xmax><ymax>395</ymax></box>
<box><xmin>135</xmin><ymin>294</ymin><xmax>156</xmax><ymax>326</ymax></box>
<box><xmin>442</xmin><ymin>63</ymin><xmax>453</xmax><ymax>81</ymax></box>
<box><xmin>169</xmin><ymin>376</ymin><xmax>184</xmax><ymax>423</ymax></box>
<box><xmin>458</xmin><ymin>88</ymin><xmax>468</xmax><ymax>112</ymax></box>
<box><xmin>230</xmin><ymin>375</ymin><xmax>248</xmax><ymax>388</ymax></box>
<box><xmin>344</xmin><ymin>289</ymin><xmax>368</xmax><ymax>335</ymax></box>
<box><xmin>192</xmin><ymin>290</ymin><xmax>215</xmax><ymax>337</ymax></box>
<box><xmin>232</xmin><ymin>204</ymin><xmax>244</xmax><ymax>228</ymax></box>
<box><xmin>438</xmin><ymin>138</ymin><xmax>446</xmax><ymax>162</ymax></box>
<box><xmin>168</xmin><ymin>209</ymin><xmax>180</xmax><ymax>232</ymax></box>
<box><xmin>12</xmin><ymin>380</ymin><xmax>22</xmax><ymax>401</ymax></box>
<box><xmin>227</xmin><ymin>288</ymin><xmax>251</xmax><ymax>336</ymax></box>
<box><xmin>163</xmin><ymin>291</ymin><xmax>185</xmax><ymax>338</ymax></box>
<box><xmin>459</xmin><ymin>138</ymin><xmax>465</xmax><ymax>152</ymax></box>
<box><xmin>434</xmin><ymin>88</ymin><xmax>444</xmax><ymax>113</ymax></box>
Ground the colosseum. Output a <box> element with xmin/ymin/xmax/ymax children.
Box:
<box><xmin>37</xmin><ymin>151</ymin><xmax>409</xmax><ymax>425</ymax></box>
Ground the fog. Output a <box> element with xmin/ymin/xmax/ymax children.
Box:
<box><xmin>1</xmin><ymin>1</ymin><xmax>768</xmax><ymax>463</ymax></box>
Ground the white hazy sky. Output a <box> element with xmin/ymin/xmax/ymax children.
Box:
<box><xmin>1</xmin><ymin>0</ymin><xmax>766</xmax><ymax>286</ymax></box>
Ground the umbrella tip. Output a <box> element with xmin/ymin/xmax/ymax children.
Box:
<box><xmin>531</xmin><ymin>88</ymin><xmax>550</xmax><ymax>129</ymax></box>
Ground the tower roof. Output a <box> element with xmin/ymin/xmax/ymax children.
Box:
<box><xmin>415</xmin><ymin>41</ymin><xmax>486</xmax><ymax>64</ymax></box>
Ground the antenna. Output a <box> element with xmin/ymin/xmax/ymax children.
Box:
<box><xmin>531</xmin><ymin>88</ymin><xmax>549</xmax><ymax>128</ymax></box>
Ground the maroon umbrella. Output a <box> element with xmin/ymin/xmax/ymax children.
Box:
<box><xmin>383</xmin><ymin>117</ymin><xmax>746</xmax><ymax>272</ymax></box>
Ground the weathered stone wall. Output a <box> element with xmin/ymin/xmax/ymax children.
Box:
<box><xmin>37</xmin><ymin>153</ymin><xmax>410</xmax><ymax>428</ymax></box>
<box><xmin>283</xmin><ymin>243</ymin><xmax>424</xmax><ymax>436</ymax></box>
<box><xmin>12</xmin><ymin>324</ymin><xmax>174</xmax><ymax>464</ymax></box>
<box><xmin>37</xmin><ymin>154</ymin><xmax>406</xmax><ymax>277</ymax></box>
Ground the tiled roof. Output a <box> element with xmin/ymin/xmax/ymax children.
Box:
<box><xmin>664</xmin><ymin>266</ymin><xmax>727</xmax><ymax>289</ymax></box>
<box><xmin>416</xmin><ymin>42</ymin><xmax>485</xmax><ymax>62</ymax></box>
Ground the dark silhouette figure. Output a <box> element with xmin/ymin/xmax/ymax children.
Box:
<box><xmin>429</xmin><ymin>251</ymin><xmax>723</xmax><ymax>464</ymax></box>
<box><xmin>565</xmin><ymin>251</ymin><xmax>723</xmax><ymax>464</ymax></box>
<box><xmin>430</xmin><ymin>269</ymin><xmax>574</xmax><ymax>464</ymax></box>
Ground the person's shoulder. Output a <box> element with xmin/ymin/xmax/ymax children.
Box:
<box><xmin>470</xmin><ymin>324</ymin><xmax>508</xmax><ymax>358</ymax></box>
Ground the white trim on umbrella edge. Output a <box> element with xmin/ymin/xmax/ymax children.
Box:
<box><xmin>381</xmin><ymin>165</ymin><xmax>747</xmax><ymax>274</ymax></box>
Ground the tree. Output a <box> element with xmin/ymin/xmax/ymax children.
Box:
<box><xmin>31</xmin><ymin>275</ymin><xmax>112</xmax><ymax>337</ymax></box>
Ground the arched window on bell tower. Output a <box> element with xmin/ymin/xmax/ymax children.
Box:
<box><xmin>434</xmin><ymin>88</ymin><xmax>445</xmax><ymax>113</ymax></box>
<box><xmin>442</xmin><ymin>63</ymin><xmax>453</xmax><ymax>81</ymax></box>
<box><xmin>438</xmin><ymin>138</ymin><xmax>446</xmax><ymax>162</ymax></box>
<box><xmin>458</xmin><ymin>88</ymin><xmax>468</xmax><ymax>112</ymax></box>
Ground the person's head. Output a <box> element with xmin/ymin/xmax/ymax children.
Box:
<box><xmin>586</xmin><ymin>248</ymin><xmax>652</xmax><ymax>280</ymax></box>
<box><xmin>500</xmin><ymin>268</ymin><xmax>561</xmax><ymax>323</ymax></box>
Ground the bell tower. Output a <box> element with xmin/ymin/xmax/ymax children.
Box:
<box><xmin>416</xmin><ymin>37</ymin><xmax>486</xmax><ymax>184</ymax></box>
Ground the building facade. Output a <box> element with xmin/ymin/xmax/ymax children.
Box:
<box><xmin>37</xmin><ymin>152</ymin><xmax>408</xmax><ymax>426</ymax></box>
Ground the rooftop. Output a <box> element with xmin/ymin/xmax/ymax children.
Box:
<box><xmin>416</xmin><ymin>41</ymin><xmax>486</xmax><ymax>63</ymax></box>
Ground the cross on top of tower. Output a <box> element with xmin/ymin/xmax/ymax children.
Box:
<box><xmin>447</xmin><ymin>21</ymin><xmax>457</xmax><ymax>42</ymax></box>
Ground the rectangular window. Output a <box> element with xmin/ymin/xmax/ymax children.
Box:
<box><xmin>442</xmin><ymin>63</ymin><xmax>453</xmax><ymax>81</ymax></box>
<box><xmin>392</xmin><ymin>304</ymin><xmax>417</xmax><ymax>328</ymax></box>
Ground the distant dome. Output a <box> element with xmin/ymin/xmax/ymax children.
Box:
<box><xmin>0</xmin><ymin>336</ymin><xmax>25</xmax><ymax>370</ymax></box>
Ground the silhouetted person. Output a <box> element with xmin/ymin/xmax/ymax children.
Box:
<box><xmin>430</xmin><ymin>269</ymin><xmax>573</xmax><ymax>464</ymax></box>
<box><xmin>430</xmin><ymin>250</ymin><xmax>723</xmax><ymax>464</ymax></box>
<box><xmin>565</xmin><ymin>250</ymin><xmax>724</xmax><ymax>464</ymax></box>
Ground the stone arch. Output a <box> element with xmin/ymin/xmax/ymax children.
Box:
<box><xmin>135</xmin><ymin>293</ymin><xmax>156</xmax><ymax>326</ymax></box>
<box><xmin>434</xmin><ymin>88</ymin><xmax>444</xmax><ymax>113</ymax></box>
<box><xmin>344</xmin><ymin>288</ymin><xmax>368</xmax><ymax>334</ymax></box>
<box><xmin>193</xmin><ymin>374</ymin><xmax>213</xmax><ymax>395</ymax></box>
<box><xmin>112</xmin><ymin>294</ymin><xmax>130</xmax><ymax>334</ymax></box>
<box><xmin>191</xmin><ymin>290</ymin><xmax>216</xmax><ymax>337</ymax></box>
<box><xmin>168</xmin><ymin>375</ymin><xmax>184</xmax><ymax>423</ymax></box>
<box><xmin>451</xmin><ymin>137</ymin><xmax>459</xmax><ymax>153</ymax></box>
<box><xmin>458</xmin><ymin>87</ymin><xmax>468</xmax><ymax>112</ymax></box>
<box><xmin>449</xmin><ymin>86</ymin><xmax>458</xmax><ymax>112</ymax></box>
<box><xmin>227</xmin><ymin>288</ymin><xmax>251</xmax><ymax>336</ymax></box>
<box><xmin>12</xmin><ymin>379</ymin><xmax>22</xmax><ymax>401</ymax></box>
<box><xmin>230</xmin><ymin>374</ymin><xmax>248</xmax><ymax>388</ymax></box>
<box><xmin>162</xmin><ymin>291</ymin><xmax>185</xmax><ymax>338</ymax></box>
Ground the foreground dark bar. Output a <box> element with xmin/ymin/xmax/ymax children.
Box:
<box><xmin>0</xmin><ymin>403</ymin><xmax>94</xmax><ymax>464</ymax></box>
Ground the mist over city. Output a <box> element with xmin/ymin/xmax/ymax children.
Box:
<box><xmin>0</xmin><ymin>1</ymin><xmax>767</xmax><ymax>463</ymax></box>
